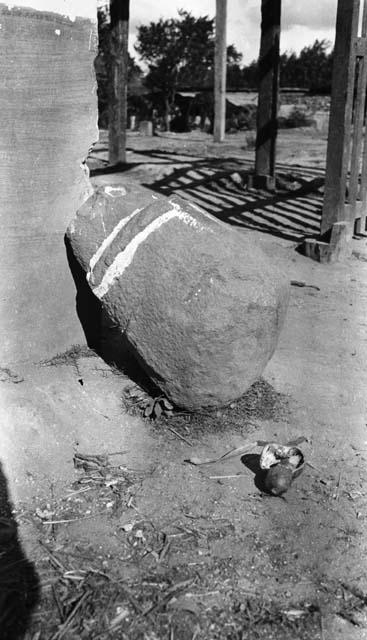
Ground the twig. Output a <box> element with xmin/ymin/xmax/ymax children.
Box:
<box><xmin>320</xmin><ymin>613</ymin><xmax>325</xmax><ymax>640</ymax></box>
<box><xmin>291</xmin><ymin>280</ymin><xmax>320</xmax><ymax>291</ymax></box>
<box><xmin>64</xmin><ymin>486</ymin><xmax>93</xmax><ymax>498</ymax></box>
<box><xmin>38</xmin><ymin>540</ymin><xmax>67</xmax><ymax>572</ymax></box>
<box><xmin>185</xmin><ymin>590</ymin><xmax>220</xmax><ymax>598</ymax></box>
<box><xmin>52</xmin><ymin>585</ymin><xmax>65</xmax><ymax>624</ymax></box>
<box><xmin>50</xmin><ymin>591</ymin><xmax>89</xmax><ymax>640</ymax></box>
<box><xmin>42</xmin><ymin>512</ymin><xmax>105</xmax><ymax>525</ymax></box>
<box><xmin>78</xmin><ymin>387</ymin><xmax>112</xmax><ymax>420</ymax></box>
<box><xmin>108</xmin><ymin>450</ymin><xmax>128</xmax><ymax>456</ymax></box>
<box><xmin>209</xmin><ymin>474</ymin><xmax>248</xmax><ymax>479</ymax></box>
<box><xmin>158</xmin><ymin>538</ymin><xmax>171</xmax><ymax>562</ymax></box>
<box><xmin>185</xmin><ymin>441</ymin><xmax>261</xmax><ymax>465</ymax></box>
<box><xmin>341</xmin><ymin>581</ymin><xmax>367</xmax><ymax>604</ymax></box>
<box><xmin>108</xmin><ymin>608</ymin><xmax>129</xmax><ymax>631</ymax></box>
<box><xmin>120</xmin><ymin>584</ymin><xmax>145</xmax><ymax>615</ymax></box>
<box><xmin>142</xmin><ymin>578</ymin><xmax>196</xmax><ymax>617</ymax></box>
<box><xmin>306</xmin><ymin>461</ymin><xmax>323</xmax><ymax>474</ymax></box>
<box><xmin>168</xmin><ymin>426</ymin><xmax>193</xmax><ymax>446</ymax></box>
<box><xmin>334</xmin><ymin>472</ymin><xmax>342</xmax><ymax>500</ymax></box>
<box><xmin>176</xmin><ymin>524</ymin><xmax>204</xmax><ymax>538</ymax></box>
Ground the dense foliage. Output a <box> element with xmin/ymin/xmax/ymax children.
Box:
<box><xmin>95</xmin><ymin>5</ymin><xmax>334</xmax><ymax>131</ymax></box>
<box><xmin>135</xmin><ymin>10</ymin><xmax>242</xmax><ymax>129</ymax></box>
<box><xmin>236</xmin><ymin>39</ymin><xmax>333</xmax><ymax>92</ymax></box>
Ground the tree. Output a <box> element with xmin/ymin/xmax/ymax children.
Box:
<box><xmin>135</xmin><ymin>10</ymin><xmax>242</xmax><ymax>130</ymax></box>
<box><xmin>226</xmin><ymin>44</ymin><xmax>243</xmax><ymax>89</ymax></box>
<box><xmin>240</xmin><ymin>59</ymin><xmax>258</xmax><ymax>89</ymax></box>
<box><xmin>240</xmin><ymin>39</ymin><xmax>333</xmax><ymax>93</ymax></box>
<box><xmin>279</xmin><ymin>40</ymin><xmax>333</xmax><ymax>91</ymax></box>
<box><xmin>297</xmin><ymin>40</ymin><xmax>333</xmax><ymax>92</ymax></box>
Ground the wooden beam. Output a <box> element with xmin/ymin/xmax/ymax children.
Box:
<box><xmin>255</xmin><ymin>0</ymin><xmax>281</xmax><ymax>182</ymax></box>
<box><xmin>303</xmin><ymin>221</ymin><xmax>352</xmax><ymax>263</ymax></box>
<box><xmin>108</xmin><ymin>0</ymin><xmax>130</xmax><ymax>165</ymax></box>
<box><xmin>213</xmin><ymin>0</ymin><xmax>227</xmax><ymax>143</ymax></box>
<box><xmin>321</xmin><ymin>0</ymin><xmax>360</xmax><ymax>235</ymax></box>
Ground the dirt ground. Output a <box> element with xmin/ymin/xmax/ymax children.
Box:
<box><xmin>2</xmin><ymin>127</ymin><xmax>367</xmax><ymax>639</ymax></box>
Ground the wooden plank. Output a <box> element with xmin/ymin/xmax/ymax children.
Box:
<box><xmin>303</xmin><ymin>238</ymin><xmax>330</xmax><ymax>263</ymax></box>
<box><xmin>304</xmin><ymin>222</ymin><xmax>352</xmax><ymax>263</ymax></box>
<box><xmin>346</xmin><ymin>200</ymin><xmax>367</xmax><ymax>233</ymax></box>
<box><xmin>348</xmin><ymin>53</ymin><xmax>367</xmax><ymax>206</ymax></box>
<box><xmin>255</xmin><ymin>0</ymin><xmax>281</xmax><ymax>179</ymax></box>
<box><xmin>358</xmin><ymin>2</ymin><xmax>367</xmax><ymax>204</ymax></box>
<box><xmin>354</xmin><ymin>214</ymin><xmax>366</xmax><ymax>233</ymax></box>
<box><xmin>303</xmin><ymin>238</ymin><xmax>329</xmax><ymax>264</ymax></box>
<box><xmin>362</xmin><ymin>0</ymin><xmax>367</xmax><ymax>35</ymax></box>
<box><xmin>321</xmin><ymin>0</ymin><xmax>360</xmax><ymax>235</ymax></box>
<box><xmin>346</xmin><ymin>199</ymin><xmax>367</xmax><ymax>217</ymax></box>
<box><xmin>328</xmin><ymin>221</ymin><xmax>353</xmax><ymax>261</ymax></box>
<box><xmin>355</xmin><ymin>37</ymin><xmax>367</xmax><ymax>55</ymax></box>
<box><xmin>350</xmin><ymin>4</ymin><xmax>367</xmax><ymax>207</ymax></box>
<box><xmin>213</xmin><ymin>0</ymin><xmax>227</xmax><ymax>143</ymax></box>
<box><xmin>108</xmin><ymin>0</ymin><xmax>130</xmax><ymax>165</ymax></box>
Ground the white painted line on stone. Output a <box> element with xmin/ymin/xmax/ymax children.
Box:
<box><xmin>168</xmin><ymin>200</ymin><xmax>207</xmax><ymax>232</ymax></box>
<box><xmin>92</xmin><ymin>202</ymin><xmax>208</xmax><ymax>299</ymax></box>
<box><xmin>104</xmin><ymin>186</ymin><xmax>127</xmax><ymax>198</ymax></box>
<box><xmin>87</xmin><ymin>207</ymin><xmax>143</xmax><ymax>280</ymax></box>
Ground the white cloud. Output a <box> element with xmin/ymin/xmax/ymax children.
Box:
<box><xmin>282</xmin><ymin>0</ymin><xmax>337</xmax><ymax>31</ymax></box>
<box><xmin>128</xmin><ymin>0</ymin><xmax>338</xmax><ymax>64</ymax></box>
<box><xmin>281</xmin><ymin>25</ymin><xmax>335</xmax><ymax>56</ymax></box>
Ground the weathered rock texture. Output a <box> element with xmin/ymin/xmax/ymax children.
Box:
<box><xmin>0</xmin><ymin>4</ymin><xmax>97</xmax><ymax>362</ymax></box>
<box><xmin>67</xmin><ymin>184</ymin><xmax>290</xmax><ymax>409</ymax></box>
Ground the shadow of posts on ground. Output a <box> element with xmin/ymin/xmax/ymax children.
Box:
<box><xmin>89</xmin><ymin>148</ymin><xmax>324</xmax><ymax>242</ymax></box>
<box><xmin>141</xmin><ymin>156</ymin><xmax>324</xmax><ymax>242</ymax></box>
<box><xmin>0</xmin><ymin>464</ymin><xmax>40</xmax><ymax>639</ymax></box>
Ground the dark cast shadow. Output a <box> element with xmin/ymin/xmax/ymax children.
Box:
<box><xmin>64</xmin><ymin>234</ymin><xmax>162</xmax><ymax>397</ymax></box>
<box><xmin>0</xmin><ymin>463</ymin><xmax>40</xmax><ymax>639</ymax></box>
<box><xmin>241</xmin><ymin>453</ymin><xmax>270</xmax><ymax>494</ymax></box>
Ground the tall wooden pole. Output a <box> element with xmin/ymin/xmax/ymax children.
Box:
<box><xmin>321</xmin><ymin>0</ymin><xmax>360</xmax><ymax>235</ymax></box>
<box><xmin>108</xmin><ymin>0</ymin><xmax>129</xmax><ymax>165</ymax></box>
<box><xmin>255</xmin><ymin>0</ymin><xmax>281</xmax><ymax>187</ymax></box>
<box><xmin>214</xmin><ymin>0</ymin><xmax>227</xmax><ymax>143</ymax></box>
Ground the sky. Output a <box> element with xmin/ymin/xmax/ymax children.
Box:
<box><xmin>128</xmin><ymin>0</ymin><xmax>338</xmax><ymax>64</ymax></box>
<box><xmin>7</xmin><ymin>0</ymin><xmax>338</xmax><ymax>63</ymax></box>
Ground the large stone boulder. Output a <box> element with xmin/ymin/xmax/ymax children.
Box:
<box><xmin>67</xmin><ymin>183</ymin><xmax>290</xmax><ymax>410</ymax></box>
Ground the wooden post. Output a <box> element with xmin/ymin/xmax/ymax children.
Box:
<box><xmin>321</xmin><ymin>0</ymin><xmax>360</xmax><ymax>236</ymax></box>
<box><xmin>255</xmin><ymin>0</ymin><xmax>281</xmax><ymax>188</ymax></box>
<box><xmin>356</xmin><ymin>1</ymin><xmax>367</xmax><ymax>234</ymax></box>
<box><xmin>108</xmin><ymin>0</ymin><xmax>130</xmax><ymax>165</ymax></box>
<box><xmin>214</xmin><ymin>0</ymin><xmax>227</xmax><ymax>143</ymax></box>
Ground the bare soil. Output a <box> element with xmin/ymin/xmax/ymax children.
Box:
<box><xmin>2</xmin><ymin>127</ymin><xmax>367</xmax><ymax>639</ymax></box>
